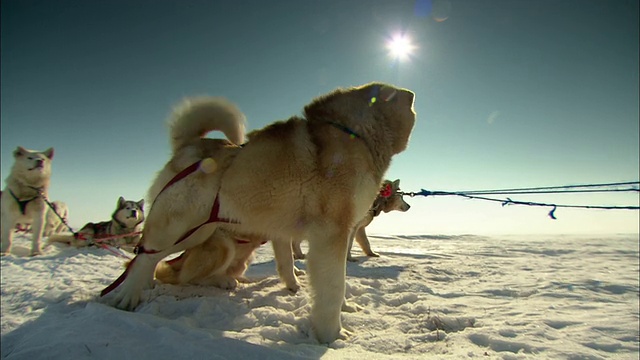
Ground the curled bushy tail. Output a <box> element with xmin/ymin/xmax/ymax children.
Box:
<box><xmin>169</xmin><ymin>97</ymin><xmax>246</xmax><ymax>153</ymax></box>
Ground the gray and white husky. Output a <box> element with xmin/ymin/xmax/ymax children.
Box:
<box><xmin>1</xmin><ymin>146</ymin><xmax>54</xmax><ymax>256</ymax></box>
<box><xmin>48</xmin><ymin>197</ymin><xmax>144</xmax><ymax>250</ymax></box>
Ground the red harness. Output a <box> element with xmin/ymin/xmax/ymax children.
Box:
<box><xmin>236</xmin><ymin>238</ymin><xmax>268</xmax><ymax>246</ymax></box>
<box><xmin>100</xmin><ymin>160</ymin><xmax>235</xmax><ymax>297</ymax></box>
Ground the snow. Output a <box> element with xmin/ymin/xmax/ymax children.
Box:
<box><xmin>1</xmin><ymin>233</ymin><xmax>638</xmax><ymax>359</ymax></box>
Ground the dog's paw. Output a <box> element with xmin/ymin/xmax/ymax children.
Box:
<box><xmin>213</xmin><ymin>276</ymin><xmax>238</xmax><ymax>291</ymax></box>
<box><xmin>341</xmin><ymin>300</ymin><xmax>362</xmax><ymax>313</ymax></box>
<box><xmin>113</xmin><ymin>291</ymin><xmax>142</xmax><ymax>311</ymax></box>
<box><xmin>312</xmin><ymin>325</ymin><xmax>347</xmax><ymax>344</ymax></box>
<box><xmin>287</xmin><ymin>282</ymin><xmax>300</xmax><ymax>294</ymax></box>
<box><xmin>293</xmin><ymin>266</ymin><xmax>306</xmax><ymax>276</ymax></box>
<box><xmin>337</xmin><ymin>328</ymin><xmax>353</xmax><ymax>341</ymax></box>
<box><xmin>293</xmin><ymin>253</ymin><xmax>306</xmax><ymax>260</ymax></box>
<box><xmin>199</xmin><ymin>275</ymin><xmax>238</xmax><ymax>290</ymax></box>
<box><xmin>366</xmin><ymin>251</ymin><xmax>380</xmax><ymax>257</ymax></box>
<box><xmin>346</xmin><ymin>256</ymin><xmax>359</xmax><ymax>263</ymax></box>
<box><xmin>30</xmin><ymin>249</ymin><xmax>42</xmax><ymax>257</ymax></box>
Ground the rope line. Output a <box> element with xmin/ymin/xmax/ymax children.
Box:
<box><xmin>453</xmin><ymin>181</ymin><xmax>639</xmax><ymax>195</ymax></box>
<box><xmin>402</xmin><ymin>181</ymin><xmax>640</xmax><ymax>219</ymax></box>
<box><xmin>37</xmin><ymin>191</ymin><xmax>134</xmax><ymax>258</ymax></box>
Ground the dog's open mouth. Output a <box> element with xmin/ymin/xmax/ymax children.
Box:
<box><xmin>28</xmin><ymin>163</ymin><xmax>44</xmax><ymax>171</ymax></box>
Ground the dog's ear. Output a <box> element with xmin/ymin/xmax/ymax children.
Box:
<box><xmin>14</xmin><ymin>146</ymin><xmax>28</xmax><ymax>158</ymax></box>
<box><xmin>137</xmin><ymin>199</ymin><xmax>144</xmax><ymax>210</ymax></box>
<box><xmin>118</xmin><ymin>196</ymin><xmax>126</xmax><ymax>208</ymax></box>
<box><xmin>392</xmin><ymin>179</ymin><xmax>401</xmax><ymax>189</ymax></box>
<box><xmin>43</xmin><ymin>148</ymin><xmax>54</xmax><ymax>160</ymax></box>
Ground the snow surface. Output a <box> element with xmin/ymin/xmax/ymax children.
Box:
<box><xmin>1</xmin><ymin>233</ymin><xmax>638</xmax><ymax>359</ymax></box>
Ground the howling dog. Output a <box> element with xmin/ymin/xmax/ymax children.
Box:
<box><xmin>48</xmin><ymin>197</ymin><xmax>144</xmax><ymax>250</ymax></box>
<box><xmin>102</xmin><ymin>83</ymin><xmax>416</xmax><ymax>343</ymax></box>
<box><xmin>1</xmin><ymin>146</ymin><xmax>54</xmax><ymax>256</ymax></box>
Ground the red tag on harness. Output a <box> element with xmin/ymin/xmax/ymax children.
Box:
<box><xmin>380</xmin><ymin>183</ymin><xmax>393</xmax><ymax>198</ymax></box>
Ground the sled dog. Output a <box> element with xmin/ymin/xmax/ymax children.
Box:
<box><xmin>103</xmin><ymin>83</ymin><xmax>416</xmax><ymax>343</ymax></box>
<box><xmin>48</xmin><ymin>197</ymin><xmax>144</xmax><ymax>249</ymax></box>
<box><xmin>155</xmin><ymin>228</ymin><xmax>267</xmax><ymax>289</ymax></box>
<box><xmin>1</xmin><ymin>146</ymin><xmax>54</xmax><ymax>256</ymax></box>
<box><xmin>155</xmin><ymin>229</ymin><xmax>307</xmax><ymax>290</ymax></box>
<box><xmin>292</xmin><ymin>179</ymin><xmax>410</xmax><ymax>261</ymax></box>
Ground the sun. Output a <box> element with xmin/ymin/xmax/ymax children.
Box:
<box><xmin>386</xmin><ymin>34</ymin><xmax>416</xmax><ymax>61</ymax></box>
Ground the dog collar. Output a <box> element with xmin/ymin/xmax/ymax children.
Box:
<box><xmin>324</xmin><ymin>120</ymin><xmax>362</xmax><ymax>139</ymax></box>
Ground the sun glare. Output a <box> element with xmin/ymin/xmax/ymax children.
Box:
<box><xmin>386</xmin><ymin>34</ymin><xmax>415</xmax><ymax>61</ymax></box>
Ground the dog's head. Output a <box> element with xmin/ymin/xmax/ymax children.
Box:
<box><xmin>374</xmin><ymin>179</ymin><xmax>410</xmax><ymax>215</ymax></box>
<box><xmin>304</xmin><ymin>83</ymin><xmax>416</xmax><ymax>155</ymax></box>
<box><xmin>112</xmin><ymin>196</ymin><xmax>145</xmax><ymax>228</ymax></box>
<box><xmin>11</xmin><ymin>146</ymin><xmax>54</xmax><ymax>185</ymax></box>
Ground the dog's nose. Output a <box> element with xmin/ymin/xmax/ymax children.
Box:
<box><xmin>35</xmin><ymin>159</ymin><xmax>43</xmax><ymax>167</ymax></box>
<box><xmin>131</xmin><ymin>210</ymin><xmax>138</xmax><ymax>217</ymax></box>
<box><xmin>401</xmin><ymin>90</ymin><xmax>415</xmax><ymax>104</ymax></box>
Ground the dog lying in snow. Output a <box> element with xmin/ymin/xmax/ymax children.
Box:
<box><xmin>47</xmin><ymin>196</ymin><xmax>144</xmax><ymax>250</ymax></box>
<box><xmin>155</xmin><ymin>228</ymin><xmax>267</xmax><ymax>289</ymax></box>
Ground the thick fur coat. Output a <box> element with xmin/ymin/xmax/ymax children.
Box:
<box><xmin>1</xmin><ymin>147</ymin><xmax>54</xmax><ymax>256</ymax></box>
<box><xmin>103</xmin><ymin>83</ymin><xmax>416</xmax><ymax>343</ymax></box>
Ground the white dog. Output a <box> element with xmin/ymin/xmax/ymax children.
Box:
<box><xmin>1</xmin><ymin>146</ymin><xmax>54</xmax><ymax>256</ymax></box>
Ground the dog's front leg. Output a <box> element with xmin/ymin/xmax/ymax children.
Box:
<box><xmin>272</xmin><ymin>239</ymin><xmax>300</xmax><ymax>292</ymax></box>
<box><xmin>112</xmin><ymin>251</ymin><xmax>165</xmax><ymax>310</ymax></box>
<box><xmin>307</xmin><ymin>227</ymin><xmax>349</xmax><ymax>344</ymax></box>
<box><xmin>29</xmin><ymin>201</ymin><xmax>46</xmax><ymax>256</ymax></box>
<box><xmin>0</xmin><ymin>213</ymin><xmax>15</xmax><ymax>255</ymax></box>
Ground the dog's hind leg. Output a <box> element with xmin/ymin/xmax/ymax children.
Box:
<box><xmin>292</xmin><ymin>239</ymin><xmax>305</xmax><ymax>259</ymax></box>
<box><xmin>306</xmin><ymin>225</ymin><xmax>350</xmax><ymax>343</ymax></box>
<box><xmin>29</xmin><ymin>201</ymin><xmax>47</xmax><ymax>256</ymax></box>
<box><xmin>354</xmin><ymin>226</ymin><xmax>379</xmax><ymax>258</ymax></box>
<box><xmin>272</xmin><ymin>239</ymin><xmax>300</xmax><ymax>292</ymax></box>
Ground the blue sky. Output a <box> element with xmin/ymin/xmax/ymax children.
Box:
<box><xmin>2</xmin><ymin>0</ymin><xmax>638</xmax><ymax>235</ymax></box>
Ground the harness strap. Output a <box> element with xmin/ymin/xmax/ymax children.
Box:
<box><xmin>161</xmin><ymin>161</ymin><xmax>202</xmax><ymax>194</ymax></box>
<box><xmin>235</xmin><ymin>238</ymin><xmax>268</xmax><ymax>246</ymax></box>
<box><xmin>133</xmin><ymin>196</ymin><xmax>235</xmax><ymax>255</ymax></box>
<box><xmin>100</xmin><ymin>257</ymin><xmax>137</xmax><ymax>297</ymax></box>
<box><xmin>8</xmin><ymin>190</ymin><xmax>39</xmax><ymax>215</ymax></box>
<box><xmin>101</xmin><ymin>160</ymin><xmax>236</xmax><ymax>298</ymax></box>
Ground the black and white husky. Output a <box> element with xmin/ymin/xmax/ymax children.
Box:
<box><xmin>48</xmin><ymin>197</ymin><xmax>144</xmax><ymax>250</ymax></box>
